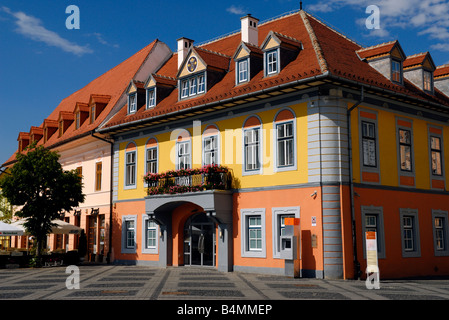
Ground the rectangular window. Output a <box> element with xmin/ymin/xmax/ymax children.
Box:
<box><xmin>424</xmin><ymin>70</ymin><xmax>433</xmax><ymax>92</ymax></box>
<box><xmin>177</xmin><ymin>141</ymin><xmax>191</xmax><ymax>170</ymax></box>
<box><xmin>244</xmin><ymin>128</ymin><xmax>260</xmax><ymax>172</ymax></box>
<box><xmin>203</xmin><ymin>135</ymin><xmax>218</xmax><ymax>166</ymax></box>
<box><xmin>238</xmin><ymin>59</ymin><xmax>248</xmax><ymax>83</ymax></box>
<box><xmin>189</xmin><ymin>78</ymin><xmax>197</xmax><ymax>96</ymax></box>
<box><xmin>147</xmin><ymin>89</ymin><xmax>156</xmax><ymax>108</ymax></box>
<box><xmin>267</xmin><ymin>50</ymin><xmax>278</xmax><ymax>75</ymax></box>
<box><xmin>75</xmin><ymin>112</ymin><xmax>80</xmax><ymax>129</ymax></box>
<box><xmin>248</xmin><ymin>216</ymin><xmax>262</xmax><ymax>251</ymax></box>
<box><xmin>430</xmin><ymin>136</ymin><xmax>442</xmax><ymax>176</ymax></box>
<box><xmin>146</xmin><ymin>147</ymin><xmax>157</xmax><ymax>174</ymax></box>
<box><xmin>277</xmin><ymin>122</ymin><xmax>294</xmax><ymax>167</ymax></box>
<box><xmin>197</xmin><ymin>75</ymin><xmax>205</xmax><ymax>93</ymax></box>
<box><xmin>146</xmin><ymin>220</ymin><xmax>157</xmax><ymax>249</ymax></box>
<box><xmin>125</xmin><ymin>151</ymin><xmax>136</xmax><ymax>187</ymax></box>
<box><xmin>392</xmin><ymin>60</ymin><xmax>402</xmax><ymax>83</ymax></box>
<box><xmin>400</xmin><ymin>208</ymin><xmax>420</xmax><ymax>257</ymax></box>
<box><xmin>181</xmin><ymin>80</ymin><xmax>189</xmax><ymax>98</ymax></box>
<box><xmin>432</xmin><ymin>210</ymin><xmax>449</xmax><ymax>256</ymax></box>
<box><xmin>75</xmin><ymin>167</ymin><xmax>83</xmax><ymax>181</ymax></box>
<box><xmin>90</xmin><ymin>106</ymin><xmax>96</xmax><ymax>124</ymax></box>
<box><xmin>399</xmin><ymin>129</ymin><xmax>412</xmax><ymax>172</ymax></box>
<box><xmin>126</xmin><ymin>220</ymin><xmax>135</xmax><ymax>249</ymax></box>
<box><xmin>403</xmin><ymin>216</ymin><xmax>414</xmax><ymax>251</ymax></box>
<box><xmin>362</xmin><ymin>121</ymin><xmax>377</xmax><ymax>167</ymax></box>
<box><xmin>435</xmin><ymin>217</ymin><xmax>445</xmax><ymax>251</ymax></box>
<box><xmin>58</xmin><ymin>121</ymin><xmax>64</xmax><ymax>137</ymax></box>
<box><xmin>95</xmin><ymin>162</ymin><xmax>102</xmax><ymax>191</ymax></box>
<box><xmin>128</xmin><ymin>94</ymin><xmax>137</xmax><ymax>114</ymax></box>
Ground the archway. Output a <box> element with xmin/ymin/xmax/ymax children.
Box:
<box><xmin>183</xmin><ymin>213</ymin><xmax>215</xmax><ymax>267</ymax></box>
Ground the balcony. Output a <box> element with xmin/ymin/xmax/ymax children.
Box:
<box><xmin>144</xmin><ymin>164</ymin><xmax>232</xmax><ymax>196</ymax></box>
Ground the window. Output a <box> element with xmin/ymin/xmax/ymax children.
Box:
<box><xmin>95</xmin><ymin>162</ymin><xmax>102</xmax><ymax>191</ymax></box>
<box><xmin>400</xmin><ymin>209</ymin><xmax>420</xmax><ymax>257</ymax></box>
<box><xmin>276</xmin><ymin>122</ymin><xmax>294</xmax><ymax>168</ymax></box>
<box><xmin>399</xmin><ymin>129</ymin><xmax>412</xmax><ymax>172</ymax></box>
<box><xmin>177</xmin><ymin>141</ymin><xmax>191</xmax><ymax>170</ymax></box>
<box><xmin>126</xmin><ymin>220</ymin><xmax>135</xmax><ymax>248</ymax></box>
<box><xmin>90</xmin><ymin>105</ymin><xmax>96</xmax><ymax>124</ymax></box>
<box><xmin>125</xmin><ymin>151</ymin><xmax>136</xmax><ymax>187</ymax></box>
<box><xmin>146</xmin><ymin>147</ymin><xmax>157</xmax><ymax>175</ymax></box>
<box><xmin>147</xmin><ymin>89</ymin><xmax>156</xmax><ymax>108</ymax></box>
<box><xmin>203</xmin><ymin>135</ymin><xmax>218</xmax><ymax>166</ymax></box>
<box><xmin>392</xmin><ymin>60</ymin><xmax>402</xmax><ymax>83</ymax></box>
<box><xmin>75</xmin><ymin>112</ymin><xmax>80</xmax><ymax>130</ymax></box>
<box><xmin>266</xmin><ymin>50</ymin><xmax>278</xmax><ymax>75</ymax></box>
<box><xmin>238</xmin><ymin>59</ymin><xmax>249</xmax><ymax>83</ymax></box>
<box><xmin>146</xmin><ymin>220</ymin><xmax>157</xmax><ymax>249</ymax></box>
<box><xmin>362</xmin><ymin>121</ymin><xmax>377</xmax><ymax>167</ymax></box>
<box><xmin>361</xmin><ymin>206</ymin><xmax>386</xmax><ymax>259</ymax></box>
<box><xmin>241</xmin><ymin>209</ymin><xmax>266</xmax><ymax>258</ymax></box>
<box><xmin>128</xmin><ymin>94</ymin><xmax>137</xmax><ymax>114</ymax></box>
<box><xmin>75</xmin><ymin>167</ymin><xmax>83</xmax><ymax>181</ymax></box>
<box><xmin>430</xmin><ymin>136</ymin><xmax>442</xmax><ymax>176</ymax></box>
<box><xmin>244</xmin><ymin>128</ymin><xmax>261</xmax><ymax>172</ymax></box>
<box><xmin>432</xmin><ymin>210</ymin><xmax>449</xmax><ymax>256</ymax></box>
<box><xmin>58</xmin><ymin>121</ymin><xmax>64</xmax><ymax>137</ymax></box>
<box><xmin>122</xmin><ymin>215</ymin><xmax>137</xmax><ymax>253</ymax></box>
<box><xmin>180</xmin><ymin>73</ymin><xmax>206</xmax><ymax>99</ymax></box>
<box><xmin>424</xmin><ymin>70</ymin><xmax>433</xmax><ymax>92</ymax></box>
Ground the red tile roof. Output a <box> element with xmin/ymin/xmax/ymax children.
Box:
<box><xmin>356</xmin><ymin>41</ymin><xmax>398</xmax><ymax>60</ymax></box>
<box><xmin>435</xmin><ymin>65</ymin><xmax>449</xmax><ymax>78</ymax></box>
<box><xmin>3</xmin><ymin>40</ymin><xmax>158</xmax><ymax>166</ymax></box>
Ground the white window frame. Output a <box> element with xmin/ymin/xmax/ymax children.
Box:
<box><xmin>147</xmin><ymin>88</ymin><xmax>156</xmax><ymax>109</ymax></box>
<box><xmin>399</xmin><ymin>208</ymin><xmax>421</xmax><ymax>258</ymax></box>
<box><xmin>391</xmin><ymin>59</ymin><xmax>402</xmax><ymax>84</ymax></box>
<box><xmin>128</xmin><ymin>93</ymin><xmax>137</xmax><ymax>114</ymax></box>
<box><xmin>266</xmin><ymin>49</ymin><xmax>279</xmax><ymax>76</ymax></box>
<box><xmin>361</xmin><ymin>206</ymin><xmax>386</xmax><ymax>259</ymax></box>
<box><xmin>197</xmin><ymin>74</ymin><xmax>205</xmax><ymax>93</ymax></box>
<box><xmin>241</xmin><ymin>208</ymin><xmax>266</xmax><ymax>258</ymax></box>
<box><xmin>177</xmin><ymin>140</ymin><xmax>191</xmax><ymax>170</ymax></box>
<box><xmin>203</xmin><ymin>134</ymin><xmax>219</xmax><ymax>166</ymax></box>
<box><xmin>432</xmin><ymin>210</ymin><xmax>449</xmax><ymax>256</ymax></box>
<box><xmin>237</xmin><ymin>59</ymin><xmax>249</xmax><ymax>84</ymax></box>
<box><xmin>423</xmin><ymin>70</ymin><xmax>433</xmax><ymax>92</ymax></box>
<box><xmin>124</xmin><ymin>149</ymin><xmax>137</xmax><ymax>189</ymax></box>
<box><xmin>272</xmin><ymin>207</ymin><xmax>300</xmax><ymax>259</ymax></box>
<box><xmin>121</xmin><ymin>215</ymin><xmax>137</xmax><ymax>254</ymax></box>
<box><xmin>243</xmin><ymin>125</ymin><xmax>262</xmax><ymax>176</ymax></box>
<box><xmin>274</xmin><ymin>116</ymin><xmax>297</xmax><ymax>172</ymax></box>
<box><xmin>145</xmin><ymin>146</ymin><xmax>158</xmax><ymax>175</ymax></box>
<box><xmin>181</xmin><ymin>80</ymin><xmax>189</xmax><ymax>98</ymax></box>
<box><xmin>142</xmin><ymin>215</ymin><xmax>159</xmax><ymax>254</ymax></box>
<box><xmin>180</xmin><ymin>72</ymin><xmax>206</xmax><ymax>100</ymax></box>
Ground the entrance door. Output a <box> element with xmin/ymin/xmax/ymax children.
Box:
<box><xmin>184</xmin><ymin>213</ymin><xmax>215</xmax><ymax>266</ymax></box>
<box><xmin>88</xmin><ymin>215</ymin><xmax>97</xmax><ymax>261</ymax></box>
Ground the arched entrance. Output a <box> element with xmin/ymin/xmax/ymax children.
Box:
<box><xmin>183</xmin><ymin>213</ymin><xmax>215</xmax><ymax>267</ymax></box>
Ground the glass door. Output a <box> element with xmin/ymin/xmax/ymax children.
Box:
<box><xmin>184</xmin><ymin>213</ymin><xmax>215</xmax><ymax>267</ymax></box>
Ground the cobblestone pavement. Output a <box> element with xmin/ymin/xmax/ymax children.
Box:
<box><xmin>0</xmin><ymin>264</ymin><xmax>449</xmax><ymax>301</ymax></box>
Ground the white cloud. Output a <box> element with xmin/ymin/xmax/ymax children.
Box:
<box><xmin>1</xmin><ymin>6</ymin><xmax>93</xmax><ymax>56</ymax></box>
<box><xmin>226</xmin><ymin>5</ymin><xmax>246</xmax><ymax>15</ymax></box>
<box><xmin>90</xmin><ymin>32</ymin><xmax>119</xmax><ymax>48</ymax></box>
<box><xmin>431</xmin><ymin>43</ymin><xmax>449</xmax><ymax>52</ymax></box>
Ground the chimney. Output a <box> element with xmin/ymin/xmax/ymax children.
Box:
<box><xmin>240</xmin><ymin>14</ymin><xmax>259</xmax><ymax>45</ymax></box>
<box><xmin>177</xmin><ymin>37</ymin><xmax>194</xmax><ymax>69</ymax></box>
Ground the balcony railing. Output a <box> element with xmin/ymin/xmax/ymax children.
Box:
<box><xmin>144</xmin><ymin>165</ymin><xmax>232</xmax><ymax>196</ymax></box>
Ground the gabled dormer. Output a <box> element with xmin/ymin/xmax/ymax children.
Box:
<box><xmin>88</xmin><ymin>94</ymin><xmax>110</xmax><ymax>124</ymax></box>
<box><xmin>126</xmin><ymin>80</ymin><xmax>145</xmax><ymax>114</ymax></box>
<box><xmin>30</xmin><ymin>126</ymin><xmax>43</xmax><ymax>144</ymax></box>
<box><xmin>177</xmin><ymin>46</ymin><xmax>230</xmax><ymax>101</ymax></box>
<box><xmin>403</xmin><ymin>52</ymin><xmax>436</xmax><ymax>94</ymax></box>
<box><xmin>43</xmin><ymin>119</ymin><xmax>58</xmax><ymax>143</ymax></box>
<box><xmin>58</xmin><ymin>111</ymin><xmax>74</xmax><ymax>137</ymax></box>
<box><xmin>17</xmin><ymin>132</ymin><xmax>30</xmax><ymax>153</ymax></box>
<box><xmin>233</xmin><ymin>42</ymin><xmax>263</xmax><ymax>85</ymax></box>
<box><xmin>357</xmin><ymin>40</ymin><xmax>406</xmax><ymax>85</ymax></box>
<box><xmin>434</xmin><ymin>65</ymin><xmax>449</xmax><ymax>97</ymax></box>
<box><xmin>74</xmin><ymin>102</ymin><xmax>89</xmax><ymax>129</ymax></box>
<box><xmin>144</xmin><ymin>74</ymin><xmax>176</xmax><ymax>109</ymax></box>
<box><xmin>260</xmin><ymin>31</ymin><xmax>302</xmax><ymax>77</ymax></box>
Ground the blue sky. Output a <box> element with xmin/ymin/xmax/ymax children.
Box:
<box><xmin>1</xmin><ymin>0</ymin><xmax>449</xmax><ymax>165</ymax></box>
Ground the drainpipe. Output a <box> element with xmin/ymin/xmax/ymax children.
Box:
<box><xmin>91</xmin><ymin>132</ymin><xmax>114</xmax><ymax>264</ymax></box>
<box><xmin>347</xmin><ymin>86</ymin><xmax>364</xmax><ymax>280</ymax></box>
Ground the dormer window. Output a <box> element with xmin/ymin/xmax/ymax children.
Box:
<box><xmin>90</xmin><ymin>105</ymin><xmax>96</xmax><ymax>124</ymax></box>
<box><xmin>75</xmin><ymin>112</ymin><xmax>81</xmax><ymax>129</ymax></box>
<box><xmin>424</xmin><ymin>70</ymin><xmax>433</xmax><ymax>92</ymax></box>
<box><xmin>58</xmin><ymin>120</ymin><xmax>64</xmax><ymax>137</ymax></box>
<box><xmin>266</xmin><ymin>49</ymin><xmax>279</xmax><ymax>75</ymax></box>
<box><xmin>392</xmin><ymin>59</ymin><xmax>402</xmax><ymax>83</ymax></box>
<box><xmin>180</xmin><ymin>72</ymin><xmax>205</xmax><ymax>99</ymax></box>
<box><xmin>147</xmin><ymin>88</ymin><xmax>156</xmax><ymax>109</ymax></box>
<box><xmin>128</xmin><ymin>93</ymin><xmax>137</xmax><ymax>114</ymax></box>
<box><xmin>238</xmin><ymin>59</ymin><xmax>249</xmax><ymax>84</ymax></box>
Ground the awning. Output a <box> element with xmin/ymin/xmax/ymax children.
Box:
<box><xmin>0</xmin><ymin>221</ymin><xmax>24</xmax><ymax>236</ymax></box>
<box><xmin>11</xmin><ymin>219</ymin><xmax>82</xmax><ymax>235</ymax></box>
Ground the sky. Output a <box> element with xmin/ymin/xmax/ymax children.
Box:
<box><xmin>1</xmin><ymin>0</ymin><xmax>449</xmax><ymax>165</ymax></box>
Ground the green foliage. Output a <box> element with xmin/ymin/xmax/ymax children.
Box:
<box><xmin>0</xmin><ymin>145</ymin><xmax>85</xmax><ymax>258</ymax></box>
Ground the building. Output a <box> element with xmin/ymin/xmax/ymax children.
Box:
<box><xmin>3</xmin><ymin>8</ymin><xmax>449</xmax><ymax>280</ymax></box>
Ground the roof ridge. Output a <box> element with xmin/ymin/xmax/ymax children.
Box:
<box><xmin>195</xmin><ymin>46</ymin><xmax>231</xmax><ymax>58</ymax></box>
<box><xmin>437</xmin><ymin>64</ymin><xmax>449</xmax><ymax>69</ymax></box>
<box><xmin>405</xmin><ymin>52</ymin><xmax>428</xmax><ymax>59</ymax></box>
<box><xmin>299</xmin><ymin>10</ymin><xmax>328</xmax><ymax>73</ymax></box>
<box><xmin>271</xmin><ymin>31</ymin><xmax>302</xmax><ymax>43</ymax></box>
<box><xmin>357</xmin><ymin>40</ymin><xmax>397</xmax><ymax>52</ymax></box>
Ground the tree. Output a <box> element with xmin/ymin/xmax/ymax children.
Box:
<box><xmin>0</xmin><ymin>145</ymin><xmax>85</xmax><ymax>264</ymax></box>
<box><xmin>0</xmin><ymin>189</ymin><xmax>14</xmax><ymax>222</ymax></box>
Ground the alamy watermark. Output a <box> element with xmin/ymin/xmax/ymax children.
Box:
<box><xmin>65</xmin><ymin>5</ymin><xmax>80</xmax><ymax>30</ymax></box>
<box><xmin>65</xmin><ymin>265</ymin><xmax>80</xmax><ymax>290</ymax></box>
<box><xmin>365</xmin><ymin>5</ymin><xmax>380</xmax><ymax>30</ymax></box>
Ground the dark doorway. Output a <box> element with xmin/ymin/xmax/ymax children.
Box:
<box><xmin>183</xmin><ymin>213</ymin><xmax>215</xmax><ymax>267</ymax></box>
